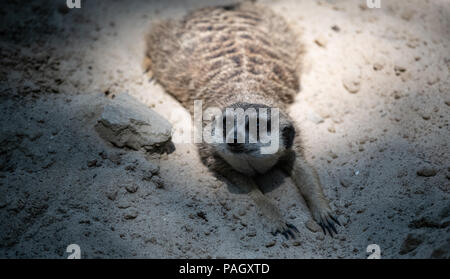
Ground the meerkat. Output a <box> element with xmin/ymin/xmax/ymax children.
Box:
<box><xmin>145</xmin><ymin>3</ymin><xmax>340</xmax><ymax>238</ymax></box>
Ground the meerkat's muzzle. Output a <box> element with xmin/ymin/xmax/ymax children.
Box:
<box><xmin>227</xmin><ymin>142</ymin><xmax>245</xmax><ymax>153</ymax></box>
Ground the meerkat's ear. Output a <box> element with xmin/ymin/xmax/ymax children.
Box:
<box><xmin>282</xmin><ymin>125</ymin><xmax>295</xmax><ymax>149</ymax></box>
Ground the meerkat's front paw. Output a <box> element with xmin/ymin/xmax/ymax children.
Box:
<box><xmin>311</xmin><ymin>205</ymin><xmax>341</xmax><ymax>237</ymax></box>
<box><xmin>251</xmin><ymin>192</ymin><xmax>300</xmax><ymax>239</ymax></box>
<box><xmin>272</xmin><ymin>222</ymin><xmax>300</xmax><ymax>240</ymax></box>
<box><xmin>265</xmin><ymin>218</ymin><xmax>299</xmax><ymax>240</ymax></box>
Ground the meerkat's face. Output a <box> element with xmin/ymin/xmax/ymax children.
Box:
<box><xmin>211</xmin><ymin>102</ymin><xmax>295</xmax><ymax>176</ymax></box>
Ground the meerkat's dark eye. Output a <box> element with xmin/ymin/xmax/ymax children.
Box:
<box><xmin>282</xmin><ymin>125</ymin><xmax>295</xmax><ymax>149</ymax></box>
<box><xmin>222</xmin><ymin>4</ymin><xmax>237</xmax><ymax>11</ymax></box>
<box><xmin>256</xmin><ymin>117</ymin><xmax>271</xmax><ymax>134</ymax></box>
<box><xmin>222</xmin><ymin>115</ymin><xmax>227</xmax><ymax>138</ymax></box>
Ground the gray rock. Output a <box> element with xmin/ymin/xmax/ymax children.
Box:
<box><xmin>95</xmin><ymin>93</ymin><xmax>172</xmax><ymax>152</ymax></box>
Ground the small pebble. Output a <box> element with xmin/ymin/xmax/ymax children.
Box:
<box><xmin>106</xmin><ymin>190</ymin><xmax>118</xmax><ymax>201</ymax></box>
<box><xmin>124</xmin><ymin>208</ymin><xmax>139</xmax><ymax>220</ymax></box>
<box><xmin>117</xmin><ymin>202</ymin><xmax>131</xmax><ymax>209</ymax></box>
<box><xmin>420</xmin><ymin>113</ymin><xmax>431</xmax><ymax>120</ymax></box>
<box><xmin>342</xmin><ymin>77</ymin><xmax>361</xmax><ymax>93</ymax></box>
<box><xmin>151</xmin><ymin>176</ymin><xmax>165</xmax><ymax>188</ymax></box>
<box><xmin>340</xmin><ymin>178</ymin><xmax>351</xmax><ymax>188</ymax></box>
<box><xmin>87</xmin><ymin>159</ymin><xmax>98</xmax><ymax>167</ymax></box>
<box><xmin>328</xmin><ymin>150</ymin><xmax>338</xmax><ymax>159</ymax></box>
<box><xmin>126</xmin><ymin>184</ymin><xmax>139</xmax><ymax>193</ymax></box>
<box><xmin>373</xmin><ymin>63</ymin><xmax>384</xmax><ymax>71</ymax></box>
<box><xmin>328</xmin><ymin>126</ymin><xmax>336</xmax><ymax>133</ymax></box>
<box><xmin>417</xmin><ymin>166</ymin><xmax>437</xmax><ymax>177</ymax></box>
<box><xmin>314</xmin><ymin>36</ymin><xmax>327</xmax><ymax>47</ymax></box>
<box><xmin>307</xmin><ymin>109</ymin><xmax>324</xmax><ymax>124</ymax></box>
<box><xmin>331</xmin><ymin>25</ymin><xmax>340</xmax><ymax>32</ymax></box>
<box><xmin>394</xmin><ymin>65</ymin><xmax>407</xmax><ymax>76</ymax></box>
<box><xmin>427</xmin><ymin>76</ymin><xmax>440</xmax><ymax>86</ymax></box>
<box><xmin>305</xmin><ymin>219</ymin><xmax>321</xmax><ymax>233</ymax></box>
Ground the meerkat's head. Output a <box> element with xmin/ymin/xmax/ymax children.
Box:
<box><xmin>209</xmin><ymin>102</ymin><xmax>295</xmax><ymax>176</ymax></box>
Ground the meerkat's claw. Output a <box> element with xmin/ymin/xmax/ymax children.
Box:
<box><xmin>318</xmin><ymin>214</ymin><xmax>339</xmax><ymax>237</ymax></box>
<box><xmin>319</xmin><ymin>220</ymin><xmax>333</xmax><ymax>237</ymax></box>
<box><xmin>327</xmin><ymin>219</ymin><xmax>338</xmax><ymax>235</ymax></box>
<box><xmin>271</xmin><ymin>222</ymin><xmax>299</xmax><ymax>239</ymax></box>
<box><xmin>286</xmin><ymin>222</ymin><xmax>300</xmax><ymax>233</ymax></box>
<box><xmin>330</xmin><ymin>214</ymin><xmax>341</xmax><ymax>226</ymax></box>
<box><xmin>286</xmin><ymin>229</ymin><xmax>295</xmax><ymax>239</ymax></box>
<box><xmin>281</xmin><ymin>231</ymin><xmax>290</xmax><ymax>239</ymax></box>
<box><xmin>319</xmin><ymin>222</ymin><xmax>327</xmax><ymax>235</ymax></box>
<box><xmin>312</xmin><ymin>206</ymin><xmax>341</xmax><ymax>237</ymax></box>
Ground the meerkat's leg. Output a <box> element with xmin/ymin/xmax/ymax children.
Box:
<box><xmin>200</xmin><ymin>149</ymin><xmax>299</xmax><ymax>238</ymax></box>
<box><xmin>225</xmin><ymin>171</ymin><xmax>299</xmax><ymax>239</ymax></box>
<box><xmin>282</xmin><ymin>153</ymin><xmax>340</xmax><ymax>236</ymax></box>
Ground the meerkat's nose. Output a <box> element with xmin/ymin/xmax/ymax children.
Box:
<box><xmin>227</xmin><ymin>142</ymin><xmax>240</xmax><ymax>147</ymax></box>
<box><xmin>227</xmin><ymin>141</ymin><xmax>244</xmax><ymax>152</ymax></box>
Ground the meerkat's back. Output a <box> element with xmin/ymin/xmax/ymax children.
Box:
<box><xmin>145</xmin><ymin>3</ymin><xmax>303</xmax><ymax>113</ymax></box>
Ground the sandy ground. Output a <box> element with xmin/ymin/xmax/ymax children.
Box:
<box><xmin>0</xmin><ymin>0</ymin><xmax>449</xmax><ymax>258</ymax></box>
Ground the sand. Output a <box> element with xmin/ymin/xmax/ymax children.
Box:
<box><xmin>0</xmin><ymin>0</ymin><xmax>449</xmax><ymax>258</ymax></box>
